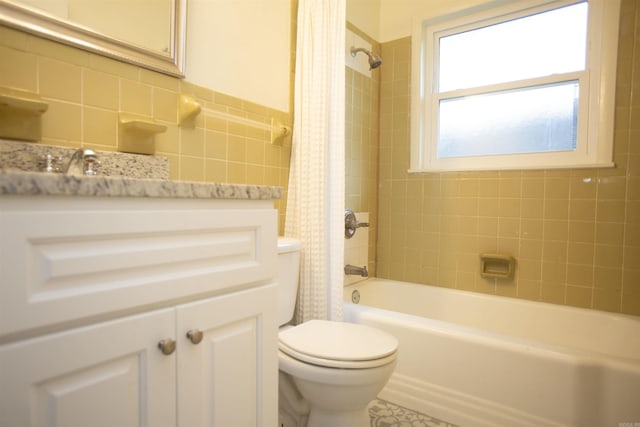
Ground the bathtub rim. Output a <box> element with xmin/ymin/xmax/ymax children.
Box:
<box><xmin>344</xmin><ymin>301</ymin><xmax>640</xmax><ymax>373</ymax></box>
<box><xmin>345</xmin><ymin>277</ymin><xmax>640</xmax><ymax>324</ymax></box>
<box><xmin>344</xmin><ymin>278</ymin><xmax>640</xmax><ymax>365</ymax></box>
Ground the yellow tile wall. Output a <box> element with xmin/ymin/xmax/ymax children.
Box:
<box><xmin>345</xmin><ymin>23</ymin><xmax>381</xmax><ymax>276</ymax></box>
<box><xmin>375</xmin><ymin>0</ymin><xmax>640</xmax><ymax>316</ymax></box>
<box><xmin>0</xmin><ymin>26</ymin><xmax>293</xmax><ymax>233</ymax></box>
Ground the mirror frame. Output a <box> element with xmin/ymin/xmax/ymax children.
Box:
<box><xmin>0</xmin><ymin>0</ymin><xmax>186</xmax><ymax>77</ymax></box>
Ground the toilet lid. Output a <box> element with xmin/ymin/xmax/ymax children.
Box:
<box><xmin>279</xmin><ymin>320</ymin><xmax>398</xmax><ymax>369</ymax></box>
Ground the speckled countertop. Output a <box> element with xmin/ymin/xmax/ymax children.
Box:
<box><xmin>0</xmin><ymin>139</ymin><xmax>170</xmax><ymax>180</ymax></box>
<box><xmin>0</xmin><ymin>170</ymin><xmax>283</xmax><ymax>200</ymax></box>
<box><xmin>0</xmin><ymin>140</ymin><xmax>282</xmax><ymax>200</ymax></box>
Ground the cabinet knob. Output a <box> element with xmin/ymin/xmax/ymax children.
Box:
<box><xmin>158</xmin><ymin>338</ymin><xmax>176</xmax><ymax>355</ymax></box>
<box><xmin>186</xmin><ymin>329</ymin><xmax>204</xmax><ymax>345</ymax></box>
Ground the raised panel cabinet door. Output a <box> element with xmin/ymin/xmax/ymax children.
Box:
<box><xmin>0</xmin><ymin>308</ymin><xmax>177</xmax><ymax>427</ymax></box>
<box><xmin>176</xmin><ymin>284</ymin><xmax>278</xmax><ymax>427</ymax></box>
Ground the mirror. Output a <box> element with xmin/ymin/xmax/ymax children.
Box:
<box><xmin>0</xmin><ymin>0</ymin><xmax>185</xmax><ymax>77</ymax></box>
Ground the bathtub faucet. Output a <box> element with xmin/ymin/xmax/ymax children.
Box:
<box><xmin>344</xmin><ymin>264</ymin><xmax>368</xmax><ymax>277</ymax></box>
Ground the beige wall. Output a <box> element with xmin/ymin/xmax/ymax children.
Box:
<box><xmin>345</xmin><ymin>23</ymin><xmax>381</xmax><ymax>276</ymax></box>
<box><xmin>375</xmin><ymin>0</ymin><xmax>640</xmax><ymax>316</ymax></box>
<box><xmin>0</xmin><ymin>24</ymin><xmax>293</xmax><ymax>233</ymax></box>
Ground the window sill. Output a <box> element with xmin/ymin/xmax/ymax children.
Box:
<box><xmin>408</xmin><ymin>161</ymin><xmax>616</xmax><ymax>174</ymax></box>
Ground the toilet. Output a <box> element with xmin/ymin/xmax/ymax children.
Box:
<box><xmin>277</xmin><ymin>237</ymin><xmax>398</xmax><ymax>427</ymax></box>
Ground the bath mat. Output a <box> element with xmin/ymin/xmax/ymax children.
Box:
<box><xmin>368</xmin><ymin>399</ymin><xmax>458</xmax><ymax>427</ymax></box>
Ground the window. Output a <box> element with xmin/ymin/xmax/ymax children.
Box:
<box><xmin>410</xmin><ymin>0</ymin><xmax>620</xmax><ymax>172</ymax></box>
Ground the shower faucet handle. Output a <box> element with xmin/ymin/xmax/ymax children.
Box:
<box><xmin>345</xmin><ymin>209</ymin><xmax>369</xmax><ymax>239</ymax></box>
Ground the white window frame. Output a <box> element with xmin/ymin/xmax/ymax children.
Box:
<box><xmin>409</xmin><ymin>0</ymin><xmax>621</xmax><ymax>173</ymax></box>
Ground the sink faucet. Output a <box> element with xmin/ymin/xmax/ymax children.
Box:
<box><xmin>344</xmin><ymin>264</ymin><xmax>368</xmax><ymax>277</ymax></box>
<box><xmin>65</xmin><ymin>148</ymin><xmax>99</xmax><ymax>176</ymax></box>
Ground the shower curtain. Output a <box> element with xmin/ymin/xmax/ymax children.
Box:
<box><xmin>285</xmin><ymin>0</ymin><xmax>345</xmax><ymax>323</ymax></box>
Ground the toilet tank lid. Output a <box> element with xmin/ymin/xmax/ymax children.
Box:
<box><xmin>278</xmin><ymin>237</ymin><xmax>301</xmax><ymax>253</ymax></box>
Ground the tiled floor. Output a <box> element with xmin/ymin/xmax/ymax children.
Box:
<box><xmin>368</xmin><ymin>399</ymin><xmax>458</xmax><ymax>427</ymax></box>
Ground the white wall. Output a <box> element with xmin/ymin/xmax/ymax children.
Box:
<box><xmin>185</xmin><ymin>0</ymin><xmax>291</xmax><ymax>113</ymax></box>
<box><xmin>346</xmin><ymin>0</ymin><xmax>380</xmax><ymax>41</ymax></box>
<box><xmin>18</xmin><ymin>0</ymin><xmax>68</xmax><ymax>18</ymax></box>
<box><xmin>377</xmin><ymin>0</ymin><xmax>494</xmax><ymax>42</ymax></box>
<box><xmin>184</xmin><ymin>0</ymin><xmax>497</xmax><ymax>111</ymax></box>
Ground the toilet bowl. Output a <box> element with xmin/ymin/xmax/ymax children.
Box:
<box><xmin>276</xmin><ymin>238</ymin><xmax>398</xmax><ymax>427</ymax></box>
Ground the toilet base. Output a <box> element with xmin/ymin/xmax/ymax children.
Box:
<box><xmin>307</xmin><ymin>406</ymin><xmax>369</xmax><ymax>427</ymax></box>
<box><xmin>279</xmin><ymin>350</ymin><xmax>397</xmax><ymax>427</ymax></box>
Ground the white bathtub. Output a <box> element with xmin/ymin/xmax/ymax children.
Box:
<box><xmin>343</xmin><ymin>278</ymin><xmax>640</xmax><ymax>427</ymax></box>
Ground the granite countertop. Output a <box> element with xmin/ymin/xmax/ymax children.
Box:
<box><xmin>0</xmin><ymin>140</ymin><xmax>282</xmax><ymax>200</ymax></box>
<box><xmin>0</xmin><ymin>169</ymin><xmax>283</xmax><ymax>200</ymax></box>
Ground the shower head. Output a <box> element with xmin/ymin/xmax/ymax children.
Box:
<box><xmin>350</xmin><ymin>47</ymin><xmax>382</xmax><ymax>70</ymax></box>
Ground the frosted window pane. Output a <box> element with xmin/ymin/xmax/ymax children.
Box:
<box><xmin>439</xmin><ymin>2</ymin><xmax>587</xmax><ymax>92</ymax></box>
<box><xmin>438</xmin><ymin>81</ymin><xmax>579</xmax><ymax>158</ymax></box>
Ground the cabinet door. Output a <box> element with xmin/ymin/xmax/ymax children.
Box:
<box><xmin>176</xmin><ymin>284</ymin><xmax>278</xmax><ymax>427</ymax></box>
<box><xmin>0</xmin><ymin>309</ymin><xmax>176</xmax><ymax>427</ymax></box>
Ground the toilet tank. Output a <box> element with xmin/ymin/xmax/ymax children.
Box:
<box><xmin>277</xmin><ymin>237</ymin><xmax>301</xmax><ymax>326</ymax></box>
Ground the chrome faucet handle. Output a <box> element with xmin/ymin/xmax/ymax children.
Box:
<box><xmin>83</xmin><ymin>156</ymin><xmax>99</xmax><ymax>176</ymax></box>
<box><xmin>41</xmin><ymin>153</ymin><xmax>63</xmax><ymax>173</ymax></box>
<box><xmin>345</xmin><ymin>209</ymin><xmax>369</xmax><ymax>239</ymax></box>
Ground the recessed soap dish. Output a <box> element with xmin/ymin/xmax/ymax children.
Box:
<box><xmin>480</xmin><ymin>253</ymin><xmax>516</xmax><ymax>280</ymax></box>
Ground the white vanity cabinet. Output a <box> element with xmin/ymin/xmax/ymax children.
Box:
<box><xmin>0</xmin><ymin>195</ymin><xmax>279</xmax><ymax>427</ymax></box>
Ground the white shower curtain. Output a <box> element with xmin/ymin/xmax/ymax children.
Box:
<box><xmin>285</xmin><ymin>0</ymin><xmax>345</xmax><ymax>323</ymax></box>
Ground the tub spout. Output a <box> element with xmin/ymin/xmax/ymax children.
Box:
<box><xmin>344</xmin><ymin>264</ymin><xmax>368</xmax><ymax>277</ymax></box>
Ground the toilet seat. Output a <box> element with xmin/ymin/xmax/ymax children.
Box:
<box><xmin>279</xmin><ymin>320</ymin><xmax>398</xmax><ymax>369</ymax></box>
